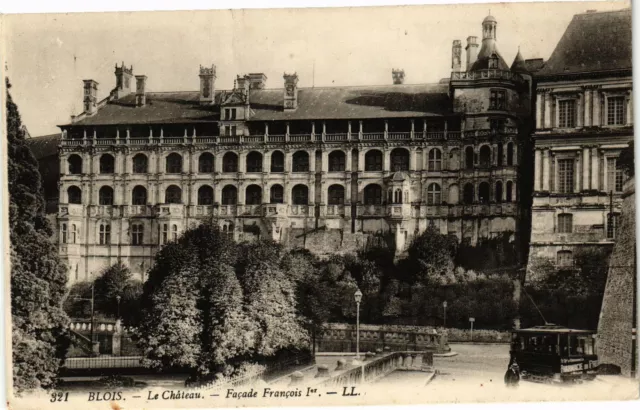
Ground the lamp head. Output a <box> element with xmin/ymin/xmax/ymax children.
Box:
<box><xmin>354</xmin><ymin>288</ymin><xmax>363</xmax><ymax>304</ymax></box>
<box><xmin>443</xmin><ymin>301</ymin><xmax>448</xmax><ymax>308</ymax></box>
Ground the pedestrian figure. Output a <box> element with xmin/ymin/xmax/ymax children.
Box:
<box><xmin>504</xmin><ymin>362</ymin><xmax>520</xmax><ymax>387</ymax></box>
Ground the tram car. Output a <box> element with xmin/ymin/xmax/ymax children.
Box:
<box><xmin>508</xmin><ymin>325</ymin><xmax>598</xmax><ymax>383</ymax></box>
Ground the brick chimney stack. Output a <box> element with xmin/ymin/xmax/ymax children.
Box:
<box><xmin>392</xmin><ymin>69</ymin><xmax>405</xmax><ymax>85</ymax></box>
<box><xmin>135</xmin><ymin>75</ymin><xmax>147</xmax><ymax>107</ymax></box>
<box><xmin>466</xmin><ymin>36</ymin><xmax>479</xmax><ymax>71</ymax></box>
<box><xmin>283</xmin><ymin>73</ymin><xmax>299</xmax><ymax>111</ymax></box>
<box><xmin>83</xmin><ymin>79</ymin><xmax>98</xmax><ymax>115</ymax></box>
<box><xmin>199</xmin><ymin>64</ymin><xmax>216</xmax><ymax>105</ymax></box>
<box><xmin>114</xmin><ymin>62</ymin><xmax>133</xmax><ymax>99</ymax></box>
<box><xmin>452</xmin><ymin>40</ymin><xmax>462</xmax><ymax>71</ymax></box>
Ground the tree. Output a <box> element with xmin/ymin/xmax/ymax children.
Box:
<box><xmin>7</xmin><ymin>78</ymin><xmax>69</xmax><ymax>393</ymax></box>
<box><xmin>94</xmin><ymin>262</ymin><xmax>131</xmax><ymax>317</ymax></box>
<box><xmin>618</xmin><ymin>141</ymin><xmax>634</xmax><ymax>178</ymax></box>
<box><xmin>405</xmin><ymin>225</ymin><xmax>457</xmax><ymax>284</ymax></box>
<box><xmin>237</xmin><ymin>241</ymin><xmax>309</xmax><ymax>356</ymax></box>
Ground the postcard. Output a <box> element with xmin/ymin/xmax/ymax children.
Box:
<box><xmin>2</xmin><ymin>1</ymin><xmax>638</xmax><ymax>409</ymax></box>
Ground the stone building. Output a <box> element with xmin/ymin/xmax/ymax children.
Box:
<box><xmin>597</xmin><ymin>176</ymin><xmax>637</xmax><ymax>377</ymax></box>
<box><xmin>57</xmin><ymin>15</ymin><xmax>533</xmax><ymax>283</ymax></box>
<box><xmin>528</xmin><ymin>8</ymin><xmax>633</xmax><ymax>268</ymax></box>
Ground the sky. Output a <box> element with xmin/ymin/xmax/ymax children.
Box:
<box><xmin>3</xmin><ymin>0</ymin><xmax>631</xmax><ymax>137</ymax></box>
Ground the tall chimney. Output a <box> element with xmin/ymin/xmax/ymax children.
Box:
<box><xmin>114</xmin><ymin>62</ymin><xmax>133</xmax><ymax>99</ymax></box>
<box><xmin>452</xmin><ymin>40</ymin><xmax>462</xmax><ymax>71</ymax></box>
<box><xmin>199</xmin><ymin>64</ymin><xmax>216</xmax><ymax>105</ymax></box>
<box><xmin>466</xmin><ymin>36</ymin><xmax>479</xmax><ymax>71</ymax></box>
<box><xmin>135</xmin><ymin>75</ymin><xmax>147</xmax><ymax>107</ymax></box>
<box><xmin>392</xmin><ymin>69</ymin><xmax>405</xmax><ymax>85</ymax></box>
<box><xmin>82</xmin><ymin>79</ymin><xmax>98</xmax><ymax>115</ymax></box>
<box><xmin>283</xmin><ymin>73</ymin><xmax>299</xmax><ymax>111</ymax></box>
<box><xmin>248</xmin><ymin>73</ymin><xmax>267</xmax><ymax>90</ymax></box>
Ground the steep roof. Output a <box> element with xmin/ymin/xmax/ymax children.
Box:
<box><xmin>536</xmin><ymin>8</ymin><xmax>632</xmax><ymax>77</ymax></box>
<box><xmin>524</xmin><ymin>58</ymin><xmax>545</xmax><ymax>73</ymax></box>
<box><xmin>510</xmin><ymin>49</ymin><xmax>528</xmax><ymax>73</ymax></box>
<box><xmin>469</xmin><ymin>39</ymin><xmax>509</xmax><ymax>71</ymax></box>
<box><xmin>26</xmin><ymin>133</ymin><xmax>61</xmax><ymax>159</ymax></box>
<box><xmin>64</xmin><ymin>83</ymin><xmax>452</xmax><ymax>127</ymax></box>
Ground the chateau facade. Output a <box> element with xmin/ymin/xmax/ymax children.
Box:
<box><xmin>528</xmin><ymin>9</ymin><xmax>633</xmax><ymax>269</ymax></box>
<box><xmin>57</xmin><ymin>15</ymin><xmax>534</xmax><ymax>282</ymax></box>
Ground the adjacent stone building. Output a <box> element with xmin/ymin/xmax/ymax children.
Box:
<box><xmin>56</xmin><ymin>15</ymin><xmax>534</xmax><ymax>282</ymax></box>
<box><xmin>597</xmin><ymin>176</ymin><xmax>637</xmax><ymax>377</ymax></box>
<box><xmin>528</xmin><ymin>9</ymin><xmax>633</xmax><ymax>269</ymax></box>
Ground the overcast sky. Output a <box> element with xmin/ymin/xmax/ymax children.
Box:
<box><xmin>4</xmin><ymin>1</ymin><xmax>630</xmax><ymax>136</ymax></box>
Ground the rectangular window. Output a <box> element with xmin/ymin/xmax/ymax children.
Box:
<box><xmin>607</xmin><ymin>157</ymin><xmax>624</xmax><ymax>193</ymax></box>
<box><xmin>162</xmin><ymin>224</ymin><xmax>168</xmax><ymax>245</ymax></box>
<box><xmin>557</xmin><ymin>214</ymin><xmax>573</xmax><ymax>233</ymax></box>
<box><xmin>490</xmin><ymin>89</ymin><xmax>506</xmax><ymax>110</ymax></box>
<box><xmin>231</xmin><ymin>126</ymin><xmax>237</xmax><ymax>136</ymax></box>
<box><xmin>224</xmin><ymin>108</ymin><xmax>230</xmax><ymax>120</ymax></box>
<box><xmin>99</xmin><ymin>224</ymin><xmax>111</xmax><ymax>245</ymax></box>
<box><xmin>131</xmin><ymin>224</ymin><xmax>143</xmax><ymax>245</ymax></box>
<box><xmin>230</xmin><ymin>108</ymin><xmax>237</xmax><ymax>120</ymax></box>
<box><xmin>558</xmin><ymin>100</ymin><xmax>576</xmax><ymax>128</ymax></box>
<box><xmin>62</xmin><ymin>223</ymin><xmax>68</xmax><ymax>244</ymax></box>
<box><xmin>607</xmin><ymin>96</ymin><xmax>625</xmax><ymax>125</ymax></box>
<box><xmin>607</xmin><ymin>213</ymin><xmax>620</xmax><ymax>239</ymax></box>
<box><xmin>172</xmin><ymin>225</ymin><xmax>178</xmax><ymax>242</ymax></box>
<box><xmin>557</xmin><ymin>159</ymin><xmax>575</xmax><ymax>194</ymax></box>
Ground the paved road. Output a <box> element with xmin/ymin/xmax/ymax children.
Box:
<box><xmin>426</xmin><ymin>343</ymin><xmax>637</xmax><ymax>403</ymax></box>
<box><xmin>434</xmin><ymin>343</ymin><xmax>510</xmax><ymax>384</ymax></box>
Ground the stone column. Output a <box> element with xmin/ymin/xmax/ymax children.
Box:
<box><xmin>215</xmin><ymin>151</ymin><xmax>223</xmax><ymax>173</ymax></box>
<box><xmin>358</xmin><ymin>150</ymin><xmax>365</xmax><ymax>172</ymax></box>
<box><xmin>238</xmin><ymin>182</ymin><xmax>245</xmax><ymax>205</ymax></box>
<box><xmin>544</xmin><ymin>92</ymin><xmax>552</xmax><ymax>128</ymax></box>
<box><xmin>409</xmin><ymin>148</ymin><xmax>417</xmax><ymax>171</ymax></box>
<box><xmin>536</xmin><ymin>92</ymin><xmax>543</xmax><ymax>129</ymax></box>
<box><xmin>321</xmin><ymin>151</ymin><xmax>329</xmax><ymax>173</ymax></box>
<box><xmin>584</xmin><ymin>89</ymin><xmax>592</xmax><ymax>126</ymax></box>
<box><xmin>542</xmin><ymin>149</ymin><xmax>550</xmax><ymax>191</ymax></box>
<box><xmin>582</xmin><ymin>147</ymin><xmax>590</xmax><ymax>190</ymax></box>
<box><xmin>345</xmin><ymin>150</ymin><xmax>352</xmax><ymax>172</ymax></box>
<box><xmin>593</xmin><ymin>91</ymin><xmax>601</xmax><ymax>126</ymax></box>
<box><xmin>534</xmin><ymin>149</ymin><xmax>542</xmax><ymax>191</ymax></box>
<box><xmin>591</xmin><ymin>147</ymin><xmax>599</xmax><ymax>191</ymax></box>
<box><xmin>238</xmin><ymin>152</ymin><xmax>247</xmax><ymax>173</ymax></box>
<box><xmin>308</xmin><ymin>183</ymin><xmax>316</xmax><ymax>205</ymax></box>
<box><xmin>383</xmin><ymin>149</ymin><xmax>390</xmax><ymax>172</ymax></box>
<box><xmin>285</xmin><ymin>151</ymin><xmax>292</xmax><ymax>173</ymax></box>
<box><xmin>577</xmin><ymin>94</ymin><xmax>584</xmax><ymax>128</ymax></box>
<box><xmin>308</xmin><ymin>150</ymin><xmax>316</xmax><ymax>173</ymax></box>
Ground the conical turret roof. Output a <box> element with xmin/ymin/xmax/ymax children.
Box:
<box><xmin>511</xmin><ymin>49</ymin><xmax>528</xmax><ymax>73</ymax></box>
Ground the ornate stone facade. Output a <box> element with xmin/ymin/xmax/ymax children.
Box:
<box><xmin>57</xmin><ymin>16</ymin><xmax>533</xmax><ymax>283</ymax></box>
<box><xmin>528</xmin><ymin>9</ymin><xmax>633</xmax><ymax>269</ymax></box>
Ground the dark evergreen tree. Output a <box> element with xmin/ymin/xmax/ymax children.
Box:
<box><xmin>7</xmin><ymin>78</ymin><xmax>69</xmax><ymax>393</ymax></box>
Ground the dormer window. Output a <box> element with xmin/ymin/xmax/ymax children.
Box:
<box><xmin>488</xmin><ymin>54</ymin><xmax>499</xmax><ymax>69</ymax></box>
<box><xmin>224</xmin><ymin>108</ymin><xmax>237</xmax><ymax>120</ymax></box>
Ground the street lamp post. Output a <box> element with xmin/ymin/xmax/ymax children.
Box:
<box><xmin>354</xmin><ymin>288</ymin><xmax>363</xmax><ymax>361</ymax></box>
<box><xmin>116</xmin><ymin>295</ymin><xmax>121</xmax><ymax>319</ymax></box>
<box><xmin>443</xmin><ymin>301</ymin><xmax>448</xmax><ymax>328</ymax></box>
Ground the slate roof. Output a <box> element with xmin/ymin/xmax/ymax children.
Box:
<box><xmin>510</xmin><ymin>50</ymin><xmax>528</xmax><ymax>73</ymax></box>
<box><xmin>536</xmin><ymin>8</ymin><xmax>632</xmax><ymax>77</ymax></box>
<box><xmin>469</xmin><ymin>39</ymin><xmax>510</xmax><ymax>71</ymax></box>
<box><xmin>524</xmin><ymin>58</ymin><xmax>545</xmax><ymax>73</ymax></box>
<box><xmin>26</xmin><ymin>133</ymin><xmax>61</xmax><ymax>159</ymax></box>
<box><xmin>65</xmin><ymin>83</ymin><xmax>452</xmax><ymax>127</ymax></box>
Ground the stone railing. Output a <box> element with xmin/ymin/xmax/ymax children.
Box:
<box><xmin>451</xmin><ymin>69</ymin><xmax>524</xmax><ymax>83</ymax></box>
<box><xmin>317</xmin><ymin>323</ymin><xmax>447</xmax><ymax>353</ymax></box>
<box><xmin>317</xmin><ymin>350</ymin><xmax>433</xmax><ymax>386</ymax></box>
<box><xmin>60</xmin><ymin>127</ymin><xmax>518</xmax><ymax>148</ymax></box>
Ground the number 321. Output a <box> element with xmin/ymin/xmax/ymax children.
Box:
<box><xmin>50</xmin><ymin>392</ymin><xmax>69</xmax><ymax>402</ymax></box>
